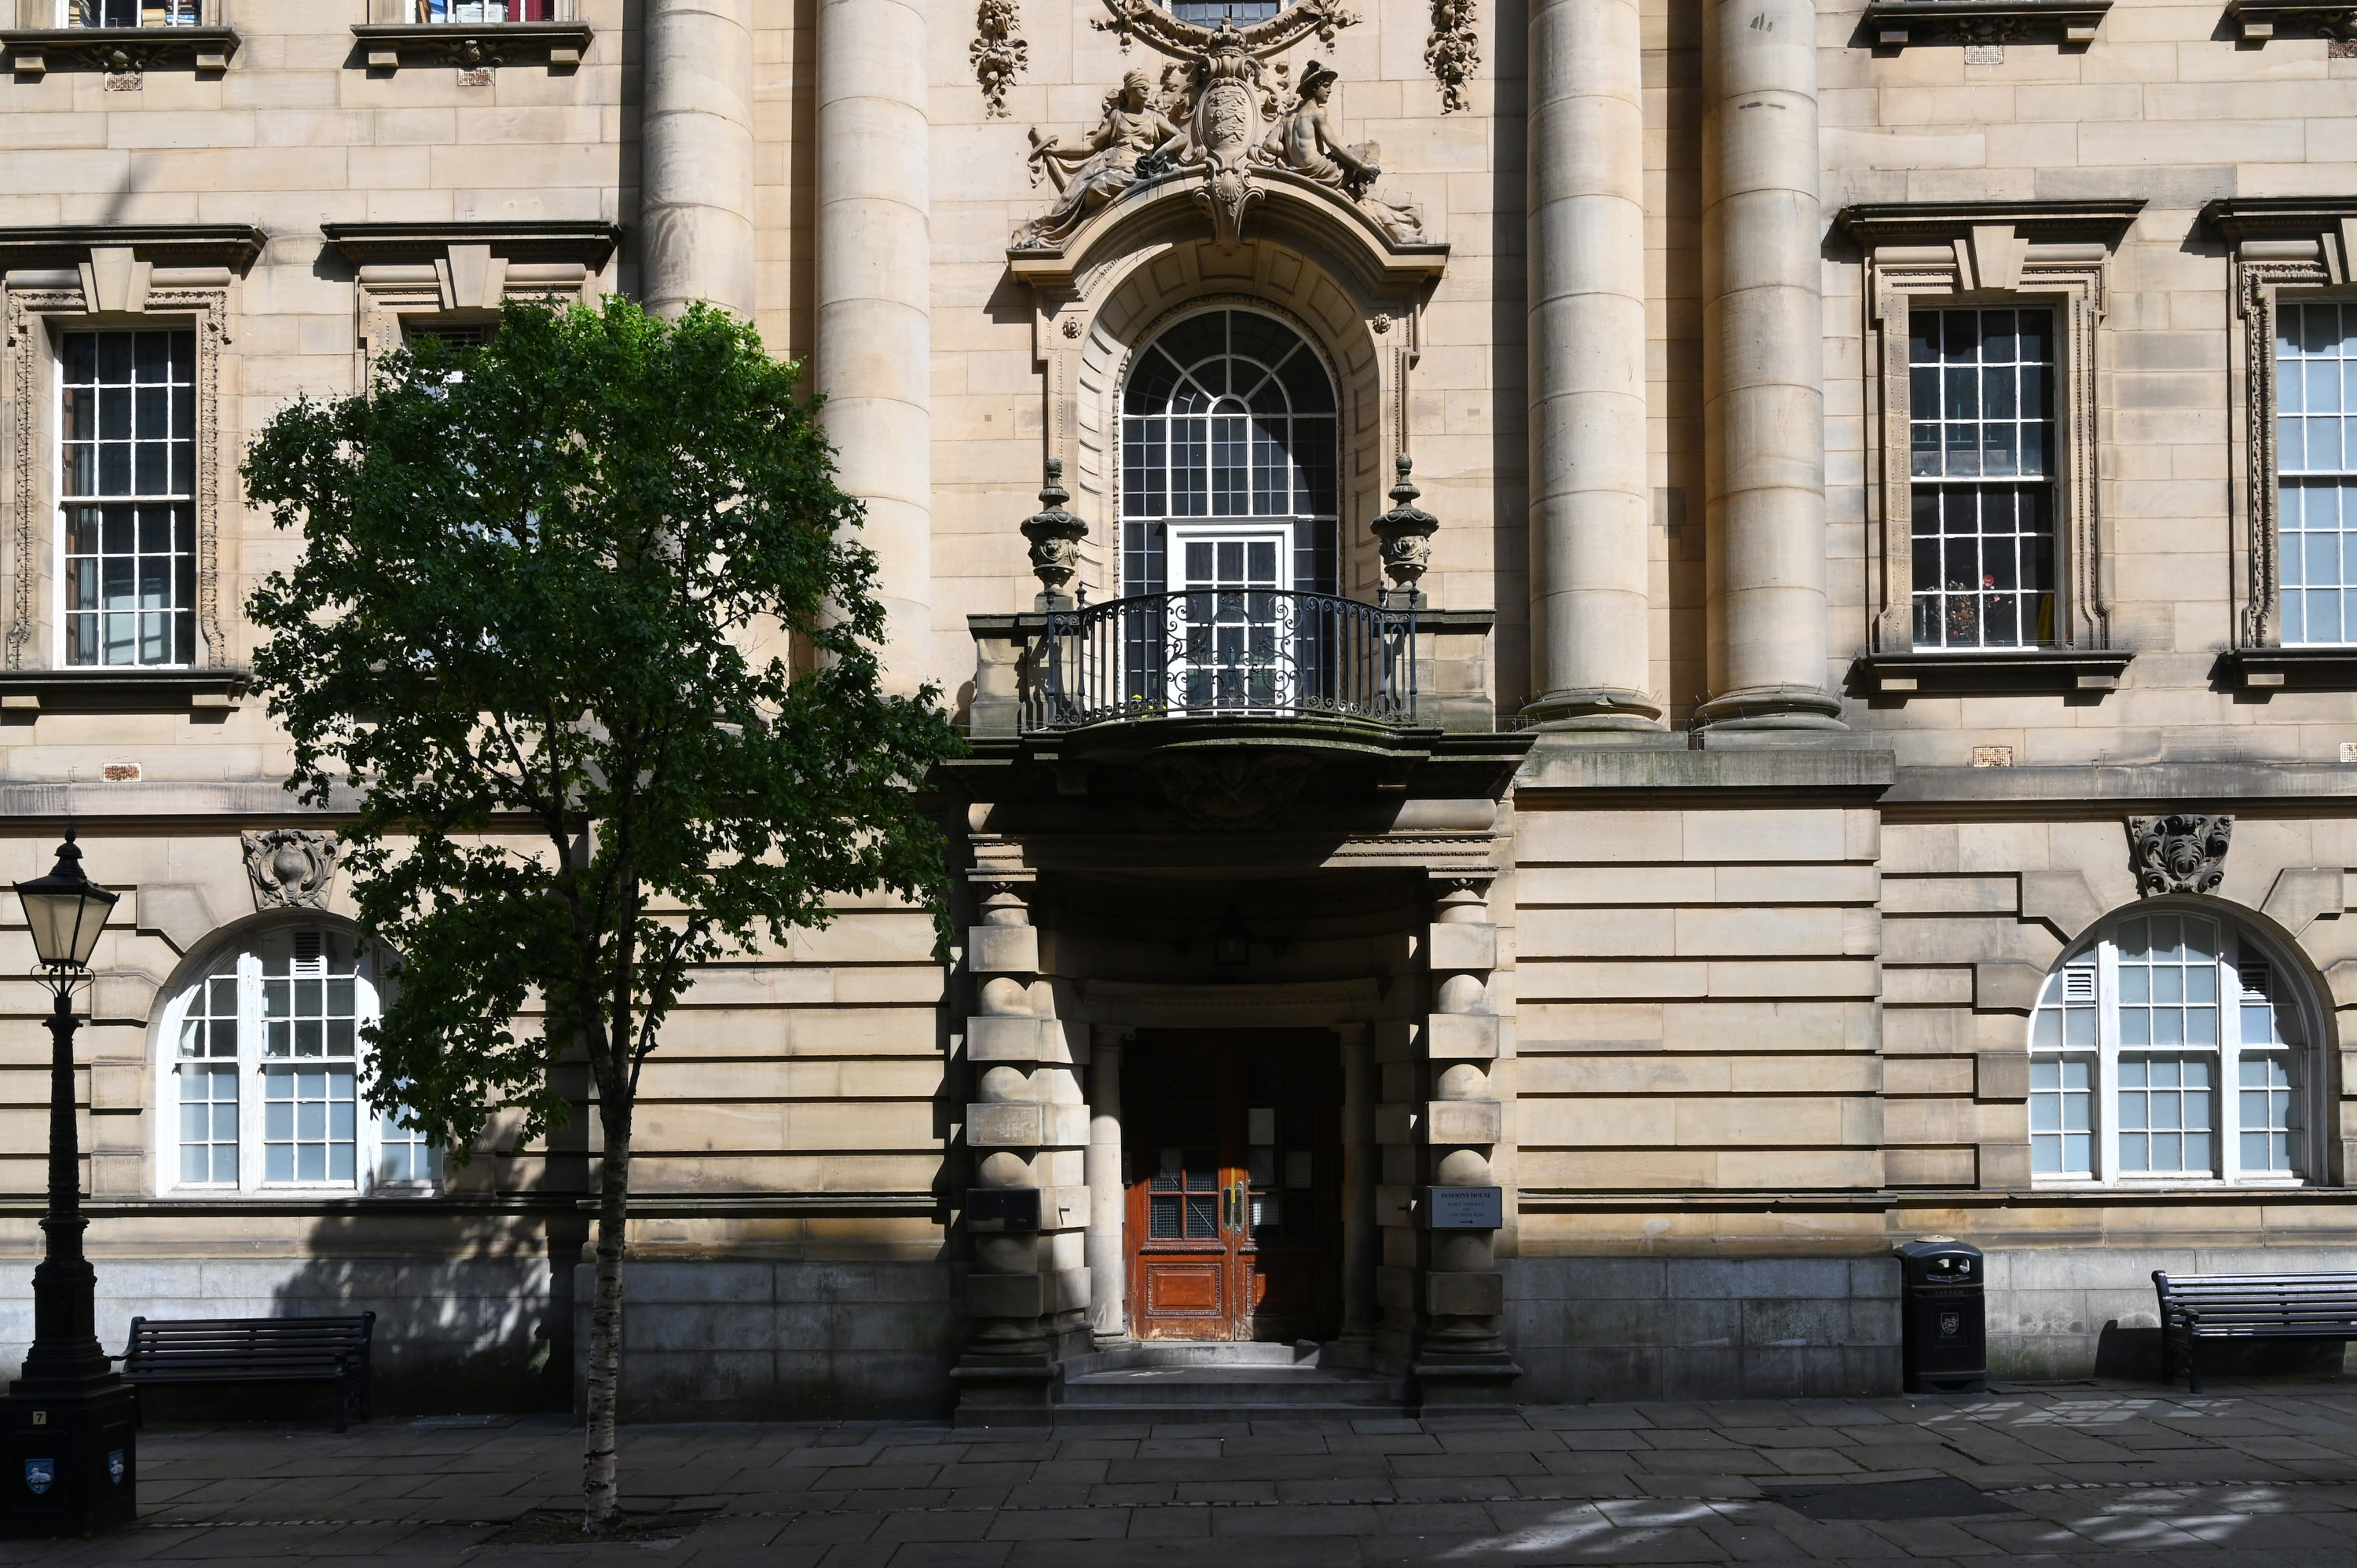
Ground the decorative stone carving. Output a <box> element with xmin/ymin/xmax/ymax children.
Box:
<box><xmin>1425</xmin><ymin>0</ymin><xmax>1478</xmax><ymax>113</ymax></box>
<box><xmin>1019</xmin><ymin>458</ymin><xmax>1089</xmax><ymax>610</ymax></box>
<box><xmin>1149</xmin><ymin>750</ymin><xmax>1320</xmax><ymax>830</ymax></box>
<box><xmin>2128</xmin><ymin>815</ymin><xmax>2234</xmax><ymax>898</ymax></box>
<box><xmin>1091</xmin><ymin>0</ymin><xmax>1355</xmax><ymax>58</ymax></box>
<box><xmin>1371</xmin><ymin>455</ymin><xmax>1439</xmax><ymax>606</ymax></box>
<box><xmin>971</xmin><ymin>0</ymin><xmax>1027</xmax><ymax>118</ymax></box>
<box><xmin>243</xmin><ymin>830</ymin><xmax>340</xmax><ymax>910</ymax></box>
<box><xmin>1014</xmin><ymin>35</ymin><xmax>1424</xmax><ymax>251</ymax></box>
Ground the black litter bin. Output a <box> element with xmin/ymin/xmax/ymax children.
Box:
<box><xmin>1895</xmin><ymin>1237</ymin><xmax>1986</xmax><ymax>1394</ymax></box>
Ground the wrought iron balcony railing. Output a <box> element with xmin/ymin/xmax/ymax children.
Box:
<box><xmin>1034</xmin><ymin>588</ymin><xmax>1415</xmax><ymax>730</ymax></box>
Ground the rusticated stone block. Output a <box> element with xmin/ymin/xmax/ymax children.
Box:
<box><xmin>1428</xmin><ymin>922</ymin><xmax>1497</xmax><ymax>972</ymax></box>
<box><xmin>1376</xmin><ymin>1105</ymin><xmax>1419</xmax><ymax>1145</ymax></box>
<box><xmin>1426</xmin><ymin>1013</ymin><xmax>1498</xmax><ymax>1061</ymax></box>
<box><xmin>1975</xmin><ymin>1050</ymin><xmax>2030</xmax><ymax>1102</ymax></box>
<box><xmin>1376</xmin><ymin>1265</ymin><xmax>1419</xmax><ymax>1310</ymax></box>
<box><xmin>1376</xmin><ymin>1020</ymin><xmax>1419</xmax><ymax>1061</ymax></box>
<box><xmin>967</xmin><ymin>1014</ymin><xmax>1053</xmax><ymax>1062</ymax></box>
<box><xmin>1426</xmin><ymin>1099</ymin><xmax>1501</xmax><ymax>1145</ymax></box>
<box><xmin>966</xmin><ymin>1102</ymin><xmax>1043</xmax><ymax>1147</ymax></box>
<box><xmin>968</xmin><ymin>924</ymin><xmax>1039</xmax><ymax>976</ymax></box>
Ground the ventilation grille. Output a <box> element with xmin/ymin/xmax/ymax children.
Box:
<box><xmin>292</xmin><ymin>930</ymin><xmax>324</xmax><ymax>973</ymax></box>
<box><xmin>2242</xmin><ymin>959</ymin><xmax>2272</xmax><ymax>1001</ymax></box>
<box><xmin>2062</xmin><ymin>965</ymin><xmax>2096</xmax><ymax>1003</ymax></box>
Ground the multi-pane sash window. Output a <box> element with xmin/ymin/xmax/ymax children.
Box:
<box><xmin>2029</xmin><ymin>914</ymin><xmax>2310</xmax><ymax>1185</ymax></box>
<box><xmin>2275</xmin><ymin>302</ymin><xmax>2357</xmax><ymax>644</ymax></box>
<box><xmin>70</xmin><ymin>2</ymin><xmax>199</xmax><ymax>24</ymax></box>
<box><xmin>1911</xmin><ymin>308</ymin><xmax>2058</xmax><ymax>650</ymax></box>
<box><xmin>1121</xmin><ymin>310</ymin><xmax>1339</xmax><ymax>599</ymax></box>
<box><xmin>414</xmin><ymin>1</ymin><xmax>554</xmax><ymax>20</ymax></box>
<box><xmin>60</xmin><ymin>331</ymin><xmax>196</xmax><ymax>667</ymax></box>
<box><xmin>158</xmin><ymin>929</ymin><xmax>434</xmax><ymax>1193</ymax></box>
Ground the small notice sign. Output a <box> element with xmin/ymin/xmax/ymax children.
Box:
<box><xmin>1423</xmin><ymin>1185</ymin><xmax>1502</xmax><ymax>1229</ymax></box>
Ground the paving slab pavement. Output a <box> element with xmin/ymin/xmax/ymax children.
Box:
<box><xmin>9</xmin><ymin>1380</ymin><xmax>2357</xmax><ymax>1564</ymax></box>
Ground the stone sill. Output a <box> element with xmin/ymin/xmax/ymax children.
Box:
<box><xmin>1849</xmin><ymin>650</ymin><xmax>2132</xmax><ymax>698</ymax></box>
<box><xmin>1521</xmin><ymin>1186</ymin><xmax>2354</xmax><ymax>1212</ymax></box>
<box><xmin>350</xmin><ymin>22</ymin><xmax>592</xmax><ymax>71</ymax></box>
<box><xmin>1859</xmin><ymin>0</ymin><xmax>2110</xmax><ymax>46</ymax></box>
<box><xmin>2215</xmin><ymin>646</ymin><xmax>2357</xmax><ymax>693</ymax></box>
<box><xmin>2224</xmin><ymin>0</ymin><xmax>2357</xmax><ymax>38</ymax></box>
<box><xmin>0</xmin><ymin>668</ymin><xmax>249</xmax><ymax>713</ymax></box>
<box><xmin>2</xmin><ymin>25</ymin><xmax>237</xmax><ymax>78</ymax></box>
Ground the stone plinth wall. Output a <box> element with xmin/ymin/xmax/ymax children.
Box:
<box><xmin>574</xmin><ymin>1259</ymin><xmax>962</xmax><ymax>1422</ymax></box>
<box><xmin>0</xmin><ymin>1255</ymin><xmax>559</xmax><ymax>1413</ymax></box>
<box><xmin>1504</xmin><ymin>1256</ymin><xmax>1902</xmax><ymax>1402</ymax></box>
<box><xmin>1989</xmin><ymin>1245</ymin><xmax>2357</xmax><ymax>1383</ymax></box>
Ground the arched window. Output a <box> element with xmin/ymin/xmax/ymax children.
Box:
<box><xmin>154</xmin><ymin>925</ymin><xmax>434</xmax><ymax>1194</ymax></box>
<box><xmin>2029</xmin><ymin>909</ymin><xmax>2321</xmax><ymax>1185</ymax></box>
<box><xmin>1121</xmin><ymin>309</ymin><xmax>1339</xmax><ymax>600</ymax></box>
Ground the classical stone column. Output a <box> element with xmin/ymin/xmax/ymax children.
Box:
<box><xmin>956</xmin><ymin>879</ymin><xmax>1091</xmax><ymax>1420</ymax></box>
<box><xmin>816</xmin><ymin>0</ymin><xmax>933</xmax><ymax>692</ymax></box>
<box><xmin>1085</xmin><ymin>1033</ymin><xmax>1127</xmax><ymax>1346</ymax></box>
<box><xmin>1524</xmin><ymin>0</ymin><xmax>1661</xmax><ymax>730</ymax></box>
<box><xmin>1696</xmin><ymin>0</ymin><xmax>1842</xmax><ymax>729</ymax></box>
<box><xmin>1413</xmin><ymin>877</ymin><xmax>1519</xmax><ymax>1409</ymax></box>
<box><xmin>640</xmin><ymin>0</ymin><xmax>756</xmax><ymax>319</ymax></box>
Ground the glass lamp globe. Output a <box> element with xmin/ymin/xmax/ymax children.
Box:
<box><xmin>14</xmin><ymin>827</ymin><xmax>118</xmax><ymax>971</ymax></box>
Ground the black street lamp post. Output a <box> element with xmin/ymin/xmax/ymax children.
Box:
<box><xmin>1</xmin><ymin>828</ymin><xmax>135</xmax><ymax>1539</ymax></box>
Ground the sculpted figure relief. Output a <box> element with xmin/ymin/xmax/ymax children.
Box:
<box><xmin>1018</xmin><ymin>69</ymin><xmax>1187</xmax><ymax>250</ymax></box>
<box><xmin>1253</xmin><ymin>61</ymin><xmax>1425</xmax><ymax>244</ymax></box>
<box><xmin>1013</xmin><ymin>40</ymin><xmax>1426</xmax><ymax>251</ymax></box>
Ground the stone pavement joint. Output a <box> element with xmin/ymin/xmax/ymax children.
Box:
<box><xmin>15</xmin><ymin>1381</ymin><xmax>2357</xmax><ymax>1566</ymax></box>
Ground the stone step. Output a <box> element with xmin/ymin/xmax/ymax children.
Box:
<box><xmin>1059</xmin><ymin>1362</ymin><xmax>1412</xmax><ymax>1419</ymax></box>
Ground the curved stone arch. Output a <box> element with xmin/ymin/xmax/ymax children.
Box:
<box><xmin>1047</xmin><ymin>236</ymin><xmax>1425</xmax><ymax>602</ymax></box>
<box><xmin>143</xmin><ymin>907</ymin><xmax>390</xmax><ymax>1198</ymax></box>
<box><xmin>2022</xmin><ymin>895</ymin><xmax>2344</xmax><ymax>1185</ymax></box>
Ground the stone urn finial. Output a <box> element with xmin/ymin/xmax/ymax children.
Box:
<box><xmin>1019</xmin><ymin>457</ymin><xmax>1089</xmax><ymax>610</ymax></box>
<box><xmin>1370</xmin><ymin>453</ymin><xmax>1438</xmax><ymax>606</ymax></box>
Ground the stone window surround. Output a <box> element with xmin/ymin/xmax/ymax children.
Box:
<box><xmin>1842</xmin><ymin>201</ymin><xmax>2144</xmax><ymax>695</ymax></box>
<box><xmin>1</xmin><ymin>225</ymin><xmax>258</xmax><ymax>696</ymax></box>
<box><xmin>2</xmin><ymin>0</ymin><xmax>237</xmax><ymax>80</ymax></box>
<box><xmin>319</xmin><ymin>221</ymin><xmax>619</xmax><ymax>383</ymax></box>
<box><xmin>2205</xmin><ymin>199</ymin><xmax>2357</xmax><ymax>691</ymax></box>
<box><xmin>352</xmin><ymin>0</ymin><xmax>592</xmax><ymax>73</ymax></box>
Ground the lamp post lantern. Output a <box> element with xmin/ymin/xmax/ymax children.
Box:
<box><xmin>1</xmin><ymin>829</ymin><xmax>135</xmax><ymax>1539</ymax></box>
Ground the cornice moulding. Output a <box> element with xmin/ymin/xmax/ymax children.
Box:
<box><xmin>1858</xmin><ymin>0</ymin><xmax>2110</xmax><ymax>45</ymax></box>
<box><xmin>2201</xmin><ymin>196</ymin><xmax>2357</xmax><ymax>240</ymax></box>
<box><xmin>348</xmin><ymin>21</ymin><xmax>592</xmax><ymax>71</ymax></box>
<box><xmin>2</xmin><ymin>25</ymin><xmax>236</xmax><ymax>79</ymax></box>
<box><xmin>1838</xmin><ymin>199</ymin><xmax>2146</xmax><ymax>248</ymax></box>
<box><xmin>0</xmin><ymin>668</ymin><xmax>251</xmax><ymax>713</ymax></box>
<box><xmin>0</xmin><ymin>223</ymin><xmax>264</xmax><ymax>274</ymax></box>
<box><xmin>1849</xmin><ymin>650</ymin><xmax>2135</xmax><ymax>698</ymax></box>
<box><xmin>321</xmin><ymin>220</ymin><xmax>621</xmax><ymax>270</ymax></box>
<box><xmin>2221</xmin><ymin>0</ymin><xmax>2357</xmax><ymax>40</ymax></box>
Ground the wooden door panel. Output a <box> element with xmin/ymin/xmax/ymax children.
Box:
<box><xmin>1143</xmin><ymin>1260</ymin><xmax>1225</xmax><ymax>1317</ymax></box>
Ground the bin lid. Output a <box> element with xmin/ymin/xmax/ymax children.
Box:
<box><xmin>1893</xmin><ymin>1236</ymin><xmax>1982</xmax><ymax>1281</ymax></box>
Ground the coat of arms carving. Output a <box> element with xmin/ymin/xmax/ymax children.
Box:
<box><xmin>2128</xmin><ymin>814</ymin><xmax>2233</xmax><ymax>898</ymax></box>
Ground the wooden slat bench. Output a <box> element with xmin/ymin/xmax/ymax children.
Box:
<box><xmin>2154</xmin><ymin>1271</ymin><xmax>2357</xmax><ymax>1394</ymax></box>
<box><xmin>113</xmin><ymin>1313</ymin><xmax>376</xmax><ymax>1431</ymax></box>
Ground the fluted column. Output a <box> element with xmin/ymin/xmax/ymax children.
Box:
<box><xmin>816</xmin><ymin>0</ymin><xmax>933</xmax><ymax>693</ymax></box>
<box><xmin>1697</xmin><ymin>0</ymin><xmax>1842</xmax><ymax>729</ymax></box>
<box><xmin>1525</xmin><ymin>0</ymin><xmax>1661</xmax><ymax>729</ymax></box>
<box><xmin>640</xmin><ymin>0</ymin><xmax>756</xmax><ymax>319</ymax></box>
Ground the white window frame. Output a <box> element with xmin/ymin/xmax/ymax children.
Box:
<box><xmin>2029</xmin><ymin>909</ymin><xmax>2322</xmax><ymax>1189</ymax></box>
<box><xmin>151</xmin><ymin>927</ymin><xmax>437</xmax><ymax>1197</ymax></box>
<box><xmin>61</xmin><ymin>0</ymin><xmax>203</xmax><ymax>25</ymax></box>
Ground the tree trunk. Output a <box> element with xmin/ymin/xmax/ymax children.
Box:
<box><xmin>581</xmin><ymin>1123</ymin><xmax>632</xmax><ymax>1531</ymax></box>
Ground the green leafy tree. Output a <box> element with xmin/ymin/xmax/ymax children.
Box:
<box><xmin>241</xmin><ymin>298</ymin><xmax>961</xmax><ymax>1530</ymax></box>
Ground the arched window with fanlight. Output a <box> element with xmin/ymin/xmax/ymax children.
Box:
<box><xmin>152</xmin><ymin>925</ymin><xmax>435</xmax><ymax>1195</ymax></box>
<box><xmin>1120</xmin><ymin>309</ymin><xmax>1340</xmax><ymax>603</ymax></box>
<box><xmin>2028</xmin><ymin>909</ymin><xmax>2323</xmax><ymax>1185</ymax></box>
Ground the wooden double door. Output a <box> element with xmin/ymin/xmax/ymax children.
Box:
<box><xmin>1124</xmin><ymin>1031</ymin><xmax>1340</xmax><ymax>1343</ymax></box>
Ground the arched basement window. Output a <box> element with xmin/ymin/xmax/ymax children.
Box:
<box><xmin>2028</xmin><ymin>909</ymin><xmax>2322</xmax><ymax>1185</ymax></box>
<box><xmin>1121</xmin><ymin>309</ymin><xmax>1339</xmax><ymax>600</ymax></box>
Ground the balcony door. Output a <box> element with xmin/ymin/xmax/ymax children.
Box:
<box><xmin>1167</xmin><ymin>523</ymin><xmax>1291</xmax><ymax>712</ymax></box>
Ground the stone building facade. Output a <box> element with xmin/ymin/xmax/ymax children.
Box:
<box><xmin>0</xmin><ymin>0</ymin><xmax>2355</xmax><ymax>1420</ymax></box>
